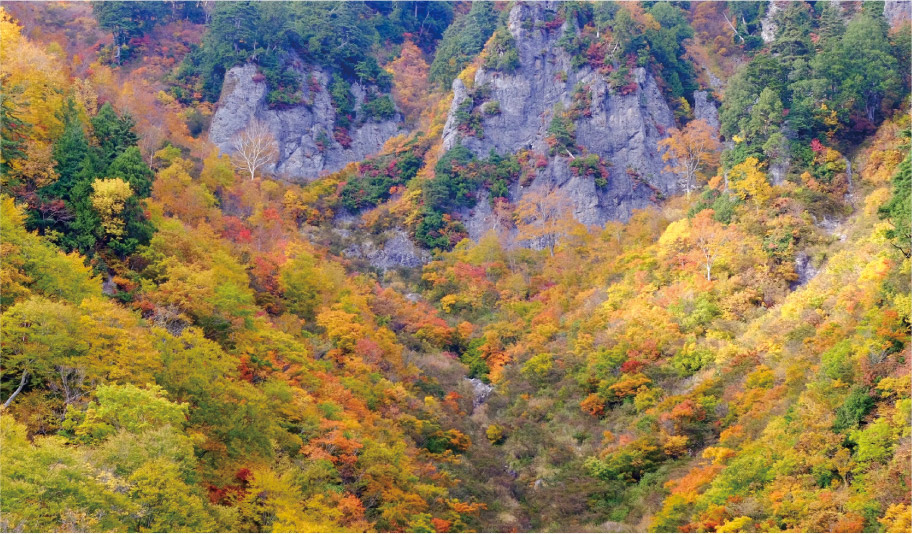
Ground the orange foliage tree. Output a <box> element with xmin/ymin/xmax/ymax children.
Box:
<box><xmin>658</xmin><ymin>119</ymin><xmax>721</xmax><ymax>196</ymax></box>
<box><xmin>388</xmin><ymin>39</ymin><xmax>432</xmax><ymax>126</ymax></box>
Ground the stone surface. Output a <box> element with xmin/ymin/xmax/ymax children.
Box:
<box><xmin>442</xmin><ymin>1</ymin><xmax>678</xmax><ymax>241</ymax></box>
<box><xmin>760</xmin><ymin>1</ymin><xmax>785</xmax><ymax>43</ymax></box>
<box><xmin>884</xmin><ymin>0</ymin><xmax>911</xmax><ymax>27</ymax></box>
<box><xmin>459</xmin><ymin>157</ymin><xmax>660</xmax><ymax>244</ymax></box>
<box><xmin>467</xmin><ymin>378</ymin><xmax>495</xmax><ymax>408</ymax></box>
<box><xmin>693</xmin><ymin>90</ymin><xmax>720</xmax><ymax>132</ymax></box>
<box><xmin>335</xmin><ymin>227</ymin><xmax>430</xmax><ymax>272</ymax></box>
<box><xmin>355</xmin><ymin>229</ymin><xmax>431</xmax><ymax>271</ymax></box>
<box><xmin>210</xmin><ymin>64</ymin><xmax>403</xmax><ymax>182</ymax></box>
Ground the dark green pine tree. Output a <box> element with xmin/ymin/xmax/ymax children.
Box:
<box><xmin>816</xmin><ymin>2</ymin><xmax>845</xmax><ymax>48</ymax></box>
<box><xmin>59</xmin><ymin>158</ymin><xmax>105</xmax><ymax>255</ymax></box>
<box><xmin>879</xmin><ymin>154</ymin><xmax>911</xmax><ymax>258</ymax></box>
<box><xmin>42</xmin><ymin>99</ymin><xmax>154</xmax><ymax>257</ymax></box>
<box><xmin>47</xmin><ymin>99</ymin><xmax>90</xmax><ymax>200</ymax></box>
<box><xmin>42</xmin><ymin>101</ymin><xmax>104</xmax><ymax>253</ymax></box>
<box><xmin>107</xmin><ymin>146</ymin><xmax>153</xmax><ymax>198</ymax></box>
<box><xmin>770</xmin><ymin>2</ymin><xmax>813</xmax><ymax>73</ymax></box>
<box><xmin>91</xmin><ymin>103</ymin><xmax>139</xmax><ymax>167</ymax></box>
<box><xmin>92</xmin><ymin>2</ymin><xmax>169</xmax><ymax>63</ymax></box>
<box><xmin>429</xmin><ymin>1</ymin><xmax>499</xmax><ymax>88</ymax></box>
<box><xmin>109</xmin><ymin>195</ymin><xmax>155</xmax><ymax>258</ymax></box>
<box><xmin>839</xmin><ymin>10</ymin><xmax>901</xmax><ymax>122</ymax></box>
<box><xmin>0</xmin><ymin>91</ymin><xmax>29</xmax><ymax>177</ymax></box>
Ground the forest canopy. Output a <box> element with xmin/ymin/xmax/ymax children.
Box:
<box><xmin>0</xmin><ymin>2</ymin><xmax>910</xmax><ymax>532</ymax></box>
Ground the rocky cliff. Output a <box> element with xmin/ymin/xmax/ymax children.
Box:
<box><xmin>210</xmin><ymin>64</ymin><xmax>402</xmax><ymax>182</ymax></box>
<box><xmin>441</xmin><ymin>1</ymin><xmax>682</xmax><ymax>240</ymax></box>
<box><xmin>884</xmin><ymin>0</ymin><xmax>911</xmax><ymax>27</ymax></box>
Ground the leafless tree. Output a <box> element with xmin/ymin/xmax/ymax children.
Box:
<box><xmin>231</xmin><ymin>119</ymin><xmax>278</xmax><ymax>181</ymax></box>
<box><xmin>514</xmin><ymin>188</ymin><xmax>576</xmax><ymax>257</ymax></box>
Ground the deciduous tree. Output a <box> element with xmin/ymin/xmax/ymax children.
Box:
<box><xmin>729</xmin><ymin>156</ymin><xmax>772</xmax><ymax>212</ymax></box>
<box><xmin>690</xmin><ymin>209</ymin><xmax>730</xmax><ymax>281</ymax></box>
<box><xmin>514</xmin><ymin>188</ymin><xmax>576</xmax><ymax>257</ymax></box>
<box><xmin>90</xmin><ymin>178</ymin><xmax>133</xmax><ymax>237</ymax></box>
<box><xmin>231</xmin><ymin>119</ymin><xmax>278</xmax><ymax>181</ymax></box>
<box><xmin>658</xmin><ymin>119</ymin><xmax>721</xmax><ymax>196</ymax></box>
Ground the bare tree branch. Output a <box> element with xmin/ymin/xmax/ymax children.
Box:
<box><xmin>231</xmin><ymin>119</ymin><xmax>279</xmax><ymax>181</ymax></box>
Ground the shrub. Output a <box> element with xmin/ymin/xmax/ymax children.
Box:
<box><xmin>833</xmin><ymin>387</ymin><xmax>875</xmax><ymax>433</ymax></box>
<box><xmin>569</xmin><ymin>153</ymin><xmax>610</xmax><ymax>187</ymax></box>
<box><xmin>546</xmin><ymin>106</ymin><xmax>577</xmax><ymax>157</ymax></box>
<box><xmin>483</xmin><ymin>28</ymin><xmax>520</xmax><ymax>73</ymax></box>
<box><xmin>362</xmin><ymin>94</ymin><xmax>396</xmax><ymax>121</ymax></box>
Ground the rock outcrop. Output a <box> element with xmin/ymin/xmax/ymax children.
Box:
<box><xmin>344</xmin><ymin>229</ymin><xmax>430</xmax><ymax>271</ymax></box>
<box><xmin>884</xmin><ymin>0</ymin><xmax>911</xmax><ymax>27</ymax></box>
<box><xmin>441</xmin><ymin>1</ymin><xmax>679</xmax><ymax>240</ymax></box>
<box><xmin>760</xmin><ymin>0</ymin><xmax>786</xmax><ymax>43</ymax></box>
<box><xmin>693</xmin><ymin>90</ymin><xmax>719</xmax><ymax>132</ymax></box>
<box><xmin>210</xmin><ymin>64</ymin><xmax>402</xmax><ymax>182</ymax></box>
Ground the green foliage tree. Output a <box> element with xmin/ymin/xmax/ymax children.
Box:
<box><xmin>483</xmin><ymin>27</ymin><xmax>520</xmax><ymax>73</ymax></box>
<box><xmin>91</xmin><ymin>103</ymin><xmax>138</xmax><ymax>167</ymax></box>
<box><xmin>1</xmin><ymin>297</ymin><xmax>84</xmax><ymax>408</ymax></box>
<box><xmin>92</xmin><ymin>1</ymin><xmax>171</xmax><ymax>63</ymax></box>
<box><xmin>0</xmin><ymin>91</ymin><xmax>29</xmax><ymax>176</ymax></box>
<box><xmin>878</xmin><ymin>154</ymin><xmax>911</xmax><ymax>258</ymax></box>
<box><xmin>106</xmin><ymin>146</ymin><xmax>153</xmax><ymax>198</ymax></box>
<box><xmin>128</xmin><ymin>460</ymin><xmax>217</xmax><ymax>532</ymax></box>
<box><xmin>62</xmin><ymin>383</ymin><xmax>188</xmax><ymax>444</ymax></box>
<box><xmin>839</xmin><ymin>10</ymin><xmax>901</xmax><ymax>122</ymax></box>
<box><xmin>0</xmin><ymin>416</ymin><xmax>135</xmax><ymax>532</ymax></box>
<box><xmin>644</xmin><ymin>2</ymin><xmax>697</xmax><ymax>100</ymax></box>
<box><xmin>429</xmin><ymin>1</ymin><xmax>499</xmax><ymax>88</ymax></box>
<box><xmin>280</xmin><ymin>250</ymin><xmax>329</xmax><ymax>321</ymax></box>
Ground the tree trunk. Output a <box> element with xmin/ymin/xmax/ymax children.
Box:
<box><xmin>3</xmin><ymin>371</ymin><xmax>29</xmax><ymax>409</ymax></box>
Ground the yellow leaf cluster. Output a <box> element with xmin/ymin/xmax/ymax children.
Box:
<box><xmin>90</xmin><ymin>178</ymin><xmax>133</xmax><ymax>237</ymax></box>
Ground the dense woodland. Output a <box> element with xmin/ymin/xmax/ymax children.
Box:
<box><xmin>0</xmin><ymin>1</ymin><xmax>910</xmax><ymax>532</ymax></box>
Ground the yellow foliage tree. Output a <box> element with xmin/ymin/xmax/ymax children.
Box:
<box><xmin>152</xmin><ymin>153</ymin><xmax>217</xmax><ymax>225</ymax></box>
<box><xmin>729</xmin><ymin>157</ymin><xmax>772</xmax><ymax>212</ymax></box>
<box><xmin>690</xmin><ymin>209</ymin><xmax>732</xmax><ymax>281</ymax></box>
<box><xmin>0</xmin><ymin>8</ymin><xmax>68</xmax><ymax>140</ymax></box>
<box><xmin>90</xmin><ymin>178</ymin><xmax>133</xmax><ymax>237</ymax></box>
<box><xmin>8</xmin><ymin>140</ymin><xmax>58</xmax><ymax>190</ymax></box>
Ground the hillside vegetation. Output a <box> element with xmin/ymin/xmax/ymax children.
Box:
<box><xmin>0</xmin><ymin>2</ymin><xmax>909</xmax><ymax>532</ymax></box>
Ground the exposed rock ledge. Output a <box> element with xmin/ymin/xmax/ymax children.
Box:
<box><xmin>210</xmin><ymin>64</ymin><xmax>402</xmax><ymax>182</ymax></box>
<box><xmin>441</xmin><ymin>1</ymin><xmax>683</xmax><ymax>242</ymax></box>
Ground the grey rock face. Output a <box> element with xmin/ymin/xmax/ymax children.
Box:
<box><xmin>442</xmin><ymin>1</ymin><xmax>677</xmax><ymax>240</ymax></box>
<box><xmin>355</xmin><ymin>229</ymin><xmax>431</xmax><ymax>271</ymax></box>
<box><xmin>791</xmin><ymin>251</ymin><xmax>818</xmax><ymax>289</ymax></box>
<box><xmin>210</xmin><ymin>64</ymin><xmax>402</xmax><ymax>182</ymax></box>
<box><xmin>693</xmin><ymin>90</ymin><xmax>720</xmax><ymax>132</ymax></box>
<box><xmin>337</xmin><ymin>227</ymin><xmax>430</xmax><ymax>272</ymax></box>
<box><xmin>885</xmin><ymin>1</ymin><xmax>911</xmax><ymax>27</ymax></box>
<box><xmin>760</xmin><ymin>1</ymin><xmax>785</xmax><ymax>43</ymax></box>
<box><xmin>460</xmin><ymin>157</ymin><xmax>659</xmax><ymax>244</ymax></box>
<box><xmin>467</xmin><ymin>378</ymin><xmax>494</xmax><ymax>408</ymax></box>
